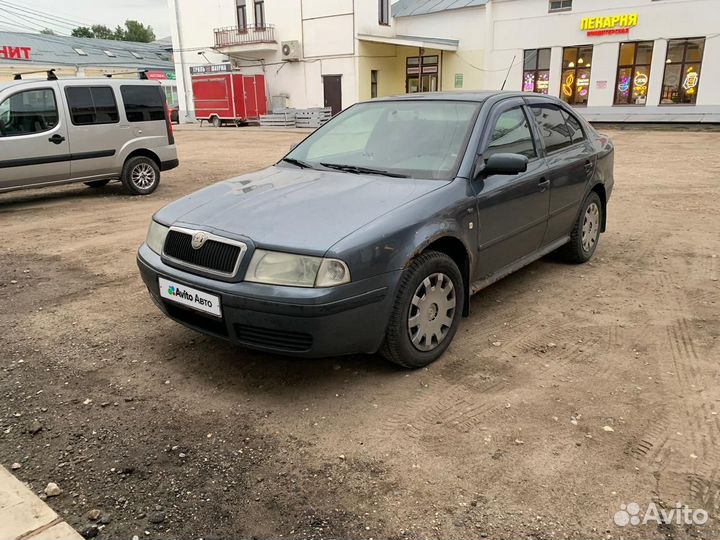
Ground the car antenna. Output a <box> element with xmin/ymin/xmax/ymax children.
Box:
<box><xmin>12</xmin><ymin>68</ymin><xmax>57</xmax><ymax>81</ymax></box>
<box><xmin>500</xmin><ymin>55</ymin><xmax>516</xmax><ymax>91</ymax></box>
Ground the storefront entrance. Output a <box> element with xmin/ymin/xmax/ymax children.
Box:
<box><xmin>406</xmin><ymin>55</ymin><xmax>439</xmax><ymax>93</ymax></box>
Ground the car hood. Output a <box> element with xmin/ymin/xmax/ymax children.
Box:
<box><xmin>155</xmin><ymin>165</ymin><xmax>449</xmax><ymax>254</ymax></box>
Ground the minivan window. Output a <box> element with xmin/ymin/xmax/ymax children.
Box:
<box><xmin>485</xmin><ymin>107</ymin><xmax>537</xmax><ymax>159</ymax></box>
<box><xmin>120</xmin><ymin>85</ymin><xmax>165</xmax><ymax>122</ymax></box>
<box><xmin>65</xmin><ymin>86</ymin><xmax>119</xmax><ymax>125</ymax></box>
<box><xmin>0</xmin><ymin>88</ymin><xmax>58</xmax><ymax>137</ymax></box>
<box><xmin>529</xmin><ymin>104</ymin><xmax>573</xmax><ymax>153</ymax></box>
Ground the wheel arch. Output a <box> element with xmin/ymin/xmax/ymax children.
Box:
<box><xmin>418</xmin><ymin>235</ymin><xmax>472</xmax><ymax>318</ymax></box>
<box><xmin>590</xmin><ymin>182</ymin><xmax>608</xmax><ymax>232</ymax></box>
<box><xmin>125</xmin><ymin>149</ymin><xmax>161</xmax><ymax>169</ymax></box>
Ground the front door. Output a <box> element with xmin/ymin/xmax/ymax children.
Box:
<box><xmin>323</xmin><ymin>75</ymin><xmax>342</xmax><ymax>116</ymax></box>
<box><xmin>472</xmin><ymin>99</ymin><xmax>550</xmax><ymax>280</ymax></box>
<box><xmin>0</xmin><ymin>83</ymin><xmax>70</xmax><ymax>190</ymax></box>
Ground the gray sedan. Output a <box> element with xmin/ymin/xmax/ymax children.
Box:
<box><xmin>137</xmin><ymin>91</ymin><xmax>614</xmax><ymax>368</ymax></box>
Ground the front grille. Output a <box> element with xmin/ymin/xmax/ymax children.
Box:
<box><xmin>234</xmin><ymin>324</ymin><xmax>313</xmax><ymax>352</ymax></box>
<box><xmin>164</xmin><ymin>302</ymin><xmax>228</xmax><ymax>337</ymax></box>
<box><xmin>164</xmin><ymin>229</ymin><xmax>242</xmax><ymax>275</ymax></box>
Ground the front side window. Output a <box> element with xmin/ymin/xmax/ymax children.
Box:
<box><xmin>560</xmin><ymin>45</ymin><xmax>593</xmax><ymax>106</ymax></box>
<box><xmin>485</xmin><ymin>107</ymin><xmax>536</xmax><ymax>159</ymax></box>
<box><xmin>523</xmin><ymin>48</ymin><xmax>551</xmax><ymax>94</ymax></box>
<box><xmin>661</xmin><ymin>38</ymin><xmax>704</xmax><ymax>104</ymax></box>
<box><xmin>614</xmin><ymin>41</ymin><xmax>653</xmax><ymax>105</ymax></box>
<box><xmin>529</xmin><ymin>104</ymin><xmax>574</xmax><ymax>153</ymax></box>
<box><xmin>379</xmin><ymin>0</ymin><xmax>390</xmax><ymax>25</ymax></box>
<box><xmin>286</xmin><ymin>100</ymin><xmax>480</xmax><ymax>180</ymax></box>
<box><xmin>236</xmin><ymin>0</ymin><xmax>247</xmax><ymax>30</ymax></box>
<box><xmin>66</xmin><ymin>86</ymin><xmax>119</xmax><ymax>125</ymax></box>
<box><xmin>254</xmin><ymin>0</ymin><xmax>265</xmax><ymax>28</ymax></box>
<box><xmin>0</xmin><ymin>88</ymin><xmax>58</xmax><ymax>137</ymax></box>
<box><xmin>120</xmin><ymin>85</ymin><xmax>165</xmax><ymax>122</ymax></box>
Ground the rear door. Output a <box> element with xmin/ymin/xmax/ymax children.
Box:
<box><xmin>119</xmin><ymin>84</ymin><xmax>168</xmax><ymax>148</ymax></box>
<box><xmin>525</xmin><ymin>99</ymin><xmax>596</xmax><ymax>244</ymax></box>
<box><xmin>472</xmin><ymin>98</ymin><xmax>550</xmax><ymax>279</ymax></box>
<box><xmin>63</xmin><ymin>84</ymin><xmax>124</xmax><ymax>180</ymax></box>
<box><xmin>0</xmin><ymin>83</ymin><xmax>70</xmax><ymax>190</ymax></box>
<box><xmin>242</xmin><ymin>76</ymin><xmax>259</xmax><ymax>119</ymax></box>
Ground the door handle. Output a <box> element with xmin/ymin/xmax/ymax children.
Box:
<box><xmin>48</xmin><ymin>134</ymin><xmax>65</xmax><ymax>144</ymax></box>
<box><xmin>538</xmin><ymin>178</ymin><xmax>550</xmax><ymax>192</ymax></box>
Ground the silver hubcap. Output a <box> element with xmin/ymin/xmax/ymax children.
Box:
<box><xmin>131</xmin><ymin>163</ymin><xmax>156</xmax><ymax>189</ymax></box>
<box><xmin>407</xmin><ymin>272</ymin><xmax>456</xmax><ymax>352</ymax></box>
<box><xmin>582</xmin><ymin>202</ymin><xmax>600</xmax><ymax>252</ymax></box>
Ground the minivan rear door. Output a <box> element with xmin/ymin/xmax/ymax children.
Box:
<box><xmin>119</xmin><ymin>83</ymin><xmax>169</xmax><ymax>148</ymax></box>
<box><xmin>0</xmin><ymin>82</ymin><xmax>71</xmax><ymax>190</ymax></box>
<box><xmin>63</xmin><ymin>84</ymin><xmax>125</xmax><ymax>180</ymax></box>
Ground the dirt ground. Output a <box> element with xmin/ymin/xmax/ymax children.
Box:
<box><xmin>1</xmin><ymin>125</ymin><xmax>719</xmax><ymax>540</ymax></box>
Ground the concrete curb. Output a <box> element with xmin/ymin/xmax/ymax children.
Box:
<box><xmin>0</xmin><ymin>466</ymin><xmax>82</xmax><ymax>540</ymax></box>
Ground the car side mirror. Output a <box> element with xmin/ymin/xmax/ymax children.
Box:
<box><xmin>481</xmin><ymin>153</ymin><xmax>528</xmax><ymax>176</ymax></box>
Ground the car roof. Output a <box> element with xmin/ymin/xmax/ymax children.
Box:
<box><xmin>371</xmin><ymin>90</ymin><xmax>565</xmax><ymax>105</ymax></box>
<box><xmin>0</xmin><ymin>78</ymin><xmax>160</xmax><ymax>92</ymax></box>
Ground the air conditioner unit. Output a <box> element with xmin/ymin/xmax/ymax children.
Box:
<box><xmin>281</xmin><ymin>40</ymin><xmax>301</xmax><ymax>62</ymax></box>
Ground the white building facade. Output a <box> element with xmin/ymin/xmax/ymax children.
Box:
<box><xmin>168</xmin><ymin>0</ymin><xmax>720</xmax><ymax>123</ymax></box>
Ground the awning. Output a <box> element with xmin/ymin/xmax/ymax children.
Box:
<box><xmin>357</xmin><ymin>33</ymin><xmax>459</xmax><ymax>51</ymax></box>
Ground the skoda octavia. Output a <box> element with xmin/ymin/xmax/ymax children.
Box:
<box><xmin>137</xmin><ymin>92</ymin><xmax>614</xmax><ymax>368</ymax></box>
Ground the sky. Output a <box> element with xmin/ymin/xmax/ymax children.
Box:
<box><xmin>3</xmin><ymin>0</ymin><xmax>172</xmax><ymax>39</ymax></box>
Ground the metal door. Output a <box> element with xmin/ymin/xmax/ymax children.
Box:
<box><xmin>322</xmin><ymin>75</ymin><xmax>342</xmax><ymax>116</ymax></box>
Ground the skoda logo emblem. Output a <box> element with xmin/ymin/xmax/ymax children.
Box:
<box><xmin>191</xmin><ymin>231</ymin><xmax>208</xmax><ymax>250</ymax></box>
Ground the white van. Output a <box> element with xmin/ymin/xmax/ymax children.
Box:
<box><xmin>0</xmin><ymin>73</ymin><xmax>178</xmax><ymax>196</ymax></box>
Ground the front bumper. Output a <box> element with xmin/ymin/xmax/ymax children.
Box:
<box><xmin>137</xmin><ymin>244</ymin><xmax>401</xmax><ymax>357</ymax></box>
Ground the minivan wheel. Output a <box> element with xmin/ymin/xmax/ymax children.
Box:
<box><xmin>84</xmin><ymin>180</ymin><xmax>110</xmax><ymax>188</ymax></box>
<box><xmin>122</xmin><ymin>156</ymin><xmax>160</xmax><ymax>196</ymax></box>
<box><xmin>381</xmin><ymin>251</ymin><xmax>464</xmax><ymax>369</ymax></box>
<box><xmin>211</xmin><ymin>116</ymin><xmax>222</xmax><ymax>128</ymax></box>
<box><xmin>559</xmin><ymin>191</ymin><xmax>603</xmax><ymax>264</ymax></box>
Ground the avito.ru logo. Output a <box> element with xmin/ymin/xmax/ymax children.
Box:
<box><xmin>614</xmin><ymin>502</ymin><xmax>708</xmax><ymax>527</ymax></box>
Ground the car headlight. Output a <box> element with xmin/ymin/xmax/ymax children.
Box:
<box><xmin>246</xmin><ymin>249</ymin><xmax>351</xmax><ymax>288</ymax></box>
<box><xmin>146</xmin><ymin>220</ymin><xmax>169</xmax><ymax>255</ymax></box>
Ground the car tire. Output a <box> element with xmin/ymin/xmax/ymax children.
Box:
<box><xmin>84</xmin><ymin>180</ymin><xmax>110</xmax><ymax>188</ymax></box>
<box><xmin>381</xmin><ymin>251</ymin><xmax>464</xmax><ymax>369</ymax></box>
<box><xmin>121</xmin><ymin>156</ymin><xmax>160</xmax><ymax>196</ymax></box>
<box><xmin>211</xmin><ymin>116</ymin><xmax>222</xmax><ymax>128</ymax></box>
<box><xmin>559</xmin><ymin>191</ymin><xmax>602</xmax><ymax>264</ymax></box>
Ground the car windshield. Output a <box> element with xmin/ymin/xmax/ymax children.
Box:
<box><xmin>284</xmin><ymin>100</ymin><xmax>481</xmax><ymax>180</ymax></box>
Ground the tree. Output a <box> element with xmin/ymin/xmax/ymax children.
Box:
<box><xmin>69</xmin><ymin>20</ymin><xmax>155</xmax><ymax>43</ymax></box>
<box><xmin>40</xmin><ymin>28</ymin><xmax>55</xmax><ymax>35</ymax></box>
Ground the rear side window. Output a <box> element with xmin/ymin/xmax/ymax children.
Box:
<box><xmin>0</xmin><ymin>88</ymin><xmax>58</xmax><ymax>137</ymax></box>
<box><xmin>485</xmin><ymin>106</ymin><xmax>537</xmax><ymax>159</ymax></box>
<box><xmin>529</xmin><ymin>104</ymin><xmax>573</xmax><ymax>153</ymax></box>
<box><xmin>120</xmin><ymin>85</ymin><xmax>165</xmax><ymax>122</ymax></box>
<box><xmin>561</xmin><ymin>109</ymin><xmax>585</xmax><ymax>143</ymax></box>
<box><xmin>65</xmin><ymin>87</ymin><xmax>119</xmax><ymax>125</ymax></box>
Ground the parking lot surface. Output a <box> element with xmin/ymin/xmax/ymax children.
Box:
<box><xmin>1</xmin><ymin>126</ymin><xmax>719</xmax><ymax>539</ymax></box>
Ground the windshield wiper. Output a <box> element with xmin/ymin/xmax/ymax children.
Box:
<box><xmin>319</xmin><ymin>163</ymin><xmax>409</xmax><ymax>178</ymax></box>
<box><xmin>281</xmin><ymin>157</ymin><xmax>315</xmax><ymax>169</ymax></box>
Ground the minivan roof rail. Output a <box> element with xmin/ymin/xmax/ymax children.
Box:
<box><xmin>105</xmin><ymin>70</ymin><xmax>149</xmax><ymax>80</ymax></box>
<box><xmin>13</xmin><ymin>69</ymin><xmax>57</xmax><ymax>81</ymax></box>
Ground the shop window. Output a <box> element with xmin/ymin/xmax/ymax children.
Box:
<box><xmin>371</xmin><ymin>70</ymin><xmax>378</xmax><ymax>98</ymax></box>
<box><xmin>0</xmin><ymin>88</ymin><xmax>58</xmax><ymax>137</ymax></box>
<box><xmin>549</xmin><ymin>0</ymin><xmax>572</xmax><ymax>12</ymax></box>
<box><xmin>65</xmin><ymin>87</ymin><xmax>119</xmax><ymax>126</ymax></box>
<box><xmin>120</xmin><ymin>86</ymin><xmax>165</xmax><ymax>123</ymax></box>
<box><xmin>522</xmin><ymin>48</ymin><xmax>551</xmax><ymax>94</ymax></box>
<box><xmin>379</xmin><ymin>0</ymin><xmax>390</xmax><ymax>25</ymax></box>
<box><xmin>485</xmin><ymin>107</ymin><xmax>536</xmax><ymax>159</ymax></box>
<box><xmin>254</xmin><ymin>0</ymin><xmax>265</xmax><ymax>28</ymax></box>
<box><xmin>560</xmin><ymin>45</ymin><xmax>593</xmax><ymax>106</ymax></box>
<box><xmin>236</xmin><ymin>0</ymin><xmax>247</xmax><ymax>30</ymax></box>
<box><xmin>406</xmin><ymin>56</ymin><xmax>439</xmax><ymax>94</ymax></box>
<box><xmin>613</xmin><ymin>41</ymin><xmax>653</xmax><ymax>105</ymax></box>
<box><xmin>529</xmin><ymin>104</ymin><xmax>574</xmax><ymax>153</ymax></box>
<box><xmin>661</xmin><ymin>38</ymin><xmax>704</xmax><ymax>104</ymax></box>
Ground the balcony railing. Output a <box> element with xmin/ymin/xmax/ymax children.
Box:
<box><xmin>214</xmin><ymin>24</ymin><xmax>276</xmax><ymax>48</ymax></box>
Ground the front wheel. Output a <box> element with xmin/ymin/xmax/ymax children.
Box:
<box><xmin>559</xmin><ymin>191</ymin><xmax>603</xmax><ymax>263</ymax></box>
<box><xmin>121</xmin><ymin>156</ymin><xmax>160</xmax><ymax>196</ymax></box>
<box><xmin>381</xmin><ymin>251</ymin><xmax>464</xmax><ymax>369</ymax></box>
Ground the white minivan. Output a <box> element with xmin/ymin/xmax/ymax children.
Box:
<box><xmin>0</xmin><ymin>74</ymin><xmax>178</xmax><ymax>195</ymax></box>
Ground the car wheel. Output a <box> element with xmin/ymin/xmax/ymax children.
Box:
<box><xmin>121</xmin><ymin>156</ymin><xmax>160</xmax><ymax>196</ymax></box>
<box><xmin>560</xmin><ymin>191</ymin><xmax>602</xmax><ymax>264</ymax></box>
<box><xmin>84</xmin><ymin>179</ymin><xmax>110</xmax><ymax>188</ymax></box>
<box><xmin>211</xmin><ymin>116</ymin><xmax>222</xmax><ymax>128</ymax></box>
<box><xmin>381</xmin><ymin>251</ymin><xmax>464</xmax><ymax>369</ymax></box>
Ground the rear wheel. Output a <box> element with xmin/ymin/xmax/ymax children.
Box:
<box><xmin>559</xmin><ymin>191</ymin><xmax>602</xmax><ymax>263</ymax></box>
<box><xmin>381</xmin><ymin>251</ymin><xmax>464</xmax><ymax>369</ymax></box>
<box><xmin>121</xmin><ymin>156</ymin><xmax>160</xmax><ymax>196</ymax></box>
<box><xmin>84</xmin><ymin>179</ymin><xmax>110</xmax><ymax>188</ymax></box>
